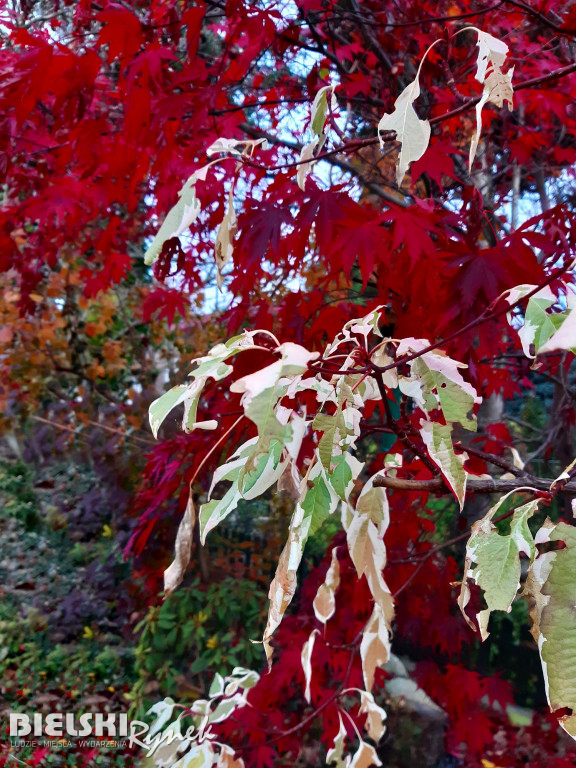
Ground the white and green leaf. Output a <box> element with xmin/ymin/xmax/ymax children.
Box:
<box><xmin>419</xmin><ymin>420</ymin><xmax>468</xmax><ymax>509</ymax></box>
<box><xmin>459</xmin><ymin>497</ymin><xmax>539</xmax><ymax>640</ymax></box>
<box><xmin>525</xmin><ymin>521</ymin><xmax>576</xmax><ymax>739</ymax></box>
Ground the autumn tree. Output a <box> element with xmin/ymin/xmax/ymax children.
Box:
<box><xmin>2</xmin><ymin>0</ymin><xmax>576</xmax><ymax>766</ymax></box>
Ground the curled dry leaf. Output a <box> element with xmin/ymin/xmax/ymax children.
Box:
<box><xmin>263</xmin><ymin>517</ymin><xmax>301</xmax><ymax>665</ymax></box>
<box><xmin>313</xmin><ymin>546</ymin><xmax>341</xmax><ymax>623</ymax></box>
<box><xmin>277</xmin><ymin>458</ymin><xmax>301</xmax><ymax>499</ymax></box>
<box><xmin>301</xmin><ymin>629</ymin><xmax>319</xmax><ymax>704</ymax></box>
<box><xmin>358</xmin><ymin>691</ymin><xmax>387</xmax><ymax>742</ymax></box>
<box><xmin>215</xmin><ymin>185</ymin><xmax>238</xmax><ymax>289</ymax></box>
<box><xmin>360</xmin><ymin>604</ymin><xmax>391</xmax><ymax>692</ymax></box>
<box><xmin>469</xmin><ymin>66</ymin><xmax>514</xmax><ymax>172</ymax></box>
<box><xmin>474</xmin><ymin>30</ymin><xmax>509</xmax><ymax>83</ymax></box>
<box><xmin>216</xmin><ymin>745</ymin><xmax>245</xmax><ymax>768</ymax></box>
<box><xmin>263</xmin><ymin>461</ymin><xmax>340</xmax><ymax>663</ymax></box>
<box><xmin>342</xmin><ymin>477</ymin><xmax>394</xmax><ymax>690</ymax></box>
<box><xmin>469</xmin><ymin>30</ymin><xmax>513</xmax><ymax>171</ymax></box>
<box><xmin>206</xmin><ymin>137</ymin><xmax>268</xmax><ymax>157</ymax></box>
<box><xmin>297</xmin><ymin>136</ymin><xmax>325</xmax><ymax>191</ymax></box>
<box><xmin>326</xmin><ymin>713</ymin><xmax>349</xmax><ymax>768</ymax></box>
<box><xmin>350</xmin><ymin>740</ymin><xmax>382</xmax><ymax>768</ymax></box>
<box><xmin>164</xmin><ymin>495</ymin><xmax>196</xmax><ymax>595</ymax></box>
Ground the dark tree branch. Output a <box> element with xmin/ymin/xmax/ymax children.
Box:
<box><xmin>374</xmin><ymin>474</ymin><xmax>576</xmax><ymax>495</ymax></box>
<box><xmin>347</xmin><ymin>0</ymin><xmax>393</xmax><ymax>73</ymax></box>
<box><xmin>456</xmin><ymin>442</ymin><xmax>529</xmax><ymax>478</ymax></box>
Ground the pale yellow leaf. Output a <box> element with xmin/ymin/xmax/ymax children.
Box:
<box><xmin>524</xmin><ymin>521</ymin><xmax>576</xmax><ymax>739</ymax></box>
<box><xmin>378</xmin><ymin>79</ymin><xmax>431</xmax><ymax>185</ymax></box>
<box><xmin>475</xmin><ymin>30</ymin><xmax>509</xmax><ymax>83</ymax></box>
<box><xmin>420</xmin><ymin>420</ymin><xmax>468</xmax><ymax>509</ymax></box>
<box><xmin>310</xmin><ymin>85</ymin><xmax>337</xmax><ymax>135</ymax></box>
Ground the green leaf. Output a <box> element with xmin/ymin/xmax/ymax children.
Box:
<box><xmin>397</xmin><ymin>340</ymin><xmax>481</xmax><ymax>430</ymax></box>
<box><xmin>524</xmin><ymin>297</ymin><xmax>563</xmax><ymax>352</ymax></box>
<box><xmin>302</xmin><ymin>474</ymin><xmax>332</xmax><ymax>537</ymax></box>
<box><xmin>414</xmin><ymin>358</ymin><xmax>478</xmax><ymax>429</ymax></box>
<box><xmin>471</xmin><ymin>502</ymin><xmax>536</xmax><ymax>638</ymax></box>
<box><xmin>209</xmin><ymin>697</ymin><xmax>238</xmax><ymax>723</ymax></box>
<box><xmin>460</xmin><ymin>498</ymin><xmax>538</xmax><ymax>640</ymax></box>
<box><xmin>149</xmin><ymin>332</ymin><xmax>260</xmax><ymax>439</ymax></box>
<box><xmin>243</xmin><ymin>387</ymin><xmax>291</xmax><ymax>459</ymax></box>
<box><xmin>330</xmin><ymin>454</ymin><xmax>353</xmax><ymax>500</ymax></box>
<box><xmin>310</xmin><ymin>86</ymin><xmax>335</xmax><ymax>136</ymax></box>
<box><xmin>190</xmin><ymin>657</ymin><xmax>209</xmax><ymax>674</ymax></box>
<box><xmin>537</xmin><ymin>307</ymin><xmax>576</xmax><ymax>356</ymax></box>
<box><xmin>209</xmin><ymin>673</ymin><xmax>225</xmax><ymax>697</ymax></box>
<box><xmin>314</xmin><ymin>409</ymin><xmax>347</xmax><ymax>470</ymax></box>
<box><xmin>199</xmin><ymin>438</ymin><xmax>288</xmax><ymax>544</ymax></box>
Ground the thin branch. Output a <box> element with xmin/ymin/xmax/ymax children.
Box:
<box><xmin>240</xmin><ymin>123</ymin><xmax>405</xmax><ymax>207</ymax></box>
<box><xmin>322</xmin><ymin>2</ymin><xmax>505</xmax><ymax>29</ymax></box>
<box><xmin>239</xmin><ymin>649</ymin><xmax>358</xmax><ymax>751</ymax></box>
<box><xmin>347</xmin><ymin>0</ymin><xmax>393</xmax><ymax>72</ymax></box>
<box><xmin>239</xmin><ymin>61</ymin><xmax>576</xmax><ymax>186</ymax></box>
<box><xmin>456</xmin><ymin>442</ymin><xmax>529</xmax><ymax>477</ymax></box>
<box><xmin>373</xmin><ymin>260</ymin><xmax>575</xmax><ymax>374</ymax></box>
<box><xmin>374</xmin><ymin>474</ymin><xmax>575</xmax><ymax>495</ymax></box>
<box><xmin>29</xmin><ymin>415</ymin><xmax>154</xmax><ymax>447</ymax></box>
